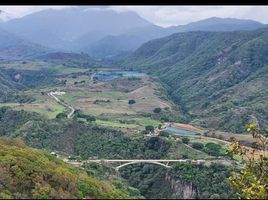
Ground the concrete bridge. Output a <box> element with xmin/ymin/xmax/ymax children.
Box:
<box><xmin>80</xmin><ymin>159</ymin><xmax>206</xmax><ymax>170</ymax></box>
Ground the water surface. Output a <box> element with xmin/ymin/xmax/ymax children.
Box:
<box><xmin>94</xmin><ymin>71</ymin><xmax>147</xmax><ymax>81</ymax></box>
<box><xmin>164</xmin><ymin>127</ymin><xmax>198</xmax><ymax>136</ymax></box>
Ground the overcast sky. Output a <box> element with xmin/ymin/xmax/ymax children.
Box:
<box><xmin>0</xmin><ymin>6</ymin><xmax>267</xmax><ymax>27</ymax></box>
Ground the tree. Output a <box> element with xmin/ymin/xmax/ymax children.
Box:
<box><xmin>226</xmin><ymin>123</ymin><xmax>268</xmax><ymax>199</ymax></box>
<box><xmin>204</xmin><ymin>142</ymin><xmax>222</xmax><ymax>156</ymax></box>
<box><xmin>56</xmin><ymin>112</ymin><xmax>67</xmax><ymax>119</ymax></box>
<box><xmin>153</xmin><ymin>107</ymin><xmax>162</xmax><ymax>113</ymax></box>
<box><xmin>192</xmin><ymin>142</ymin><xmax>204</xmax><ymax>150</ymax></box>
<box><xmin>145</xmin><ymin>125</ymin><xmax>154</xmax><ymax>132</ymax></box>
<box><xmin>128</xmin><ymin>100</ymin><xmax>136</xmax><ymax>105</ymax></box>
<box><xmin>159</xmin><ymin>131</ymin><xmax>169</xmax><ymax>137</ymax></box>
<box><xmin>181</xmin><ymin>137</ymin><xmax>190</xmax><ymax>144</ymax></box>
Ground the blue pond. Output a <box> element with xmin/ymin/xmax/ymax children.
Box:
<box><xmin>164</xmin><ymin>127</ymin><xmax>198</xmax><ymax>136</ymax></box>
<box><xmin>94</xmin><ymin>71</ymin><xmax>147</xmax><ymax>81</ymax></box>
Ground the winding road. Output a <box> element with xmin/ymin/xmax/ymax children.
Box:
<box><xmin>48</xmin><ymin>91</ymin><xmax>75</xmax><ymax>119</ymax></box>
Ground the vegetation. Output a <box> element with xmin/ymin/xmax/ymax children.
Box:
<box><xmin>56</xmin><ymin>112</ymin><xmax>67</xmax><ymax>119</ymax></box>
<box><xmin>171</xmin><ymin>163</ymin><xmax>237</xmax><ymax>199</ymax></box>
<box><xmin>204</xmin><ymin>142</ymin><xmax>225</xmax><ymax>156</ymax></box>
<box><xmin>74</xmin><ymin>110</ymin><xmax>96</xmax><ymax>122</ymax></box>
<box><xmin>0</xmin><ymin>137</ymin><xmax>140</xmax><ymax>199</ymax></box>
<box><xmin>145</xmin><ymin>125</ymin><xmax>154</xmax><ymax>133</ymax></box>
<box><xmin>191</xmin><ymin>142</ymin><xmax>204</xmax><ymax>150</ymax></box>
<box><xmin>120</xmin><ymin>162</ymin><xmax>237</xmax><ymax>199</ymax></box>
<box><xmin>153</xmin><ymin>107</ymin><xmax>161</xmax><ymax>113</ymax></box>
<box><xmin>123</xmin><ymin>28</ymin><xmax>268</xmax><ymax>133</ymax></box>
<box><xmin>120</xmin><ymin>164</ymin><xmax>173</xmax><ymax>199</ymax></box>
<box><xmin>226</xmin><ymin>123</ymin><xmax>268</xmax><ymax>199</ymax></box>
<box><xmin>128</xmin><ymin>99</ymin><xmax>136</xmax><ymax>105</ymax></box>
<box><xmin>181</xmin><ymin>137</ymin><xmax>190</xmax><ymax>144</ymax></box>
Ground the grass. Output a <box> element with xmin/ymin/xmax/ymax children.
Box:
<box><xmin>0</xmin><ymin>89</ymin><xmax>66</xmax><ymax>119</ymax></box>
<box><xmin>1</xmin><ymin>69</ymin><xmax>175</xmax><ymax>134</ymax></box>
<box><xmin>0</xmin><ymin>61</ymin><xmax>88</xmax><ymax>75</ymax></box>
<box><xmin>95</xmin><ymin>119</ymin><xmax>139</xmax><ymax>129</ymax></box>
<box><xmin>0</xmin><ymin>101</ymin><xmax>65</xmax><ymax>119</ymax></box>
<box><xmin>94</xmin><ymin>115</ymin><xmax>161</xmax><ymax>130</ymax></box>
<box><xmin>166</xmin><ymin>137</ymin><xmax>212</xmax><ymax>160</ymax></box>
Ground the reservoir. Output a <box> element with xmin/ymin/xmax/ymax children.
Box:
<box><xmin>94</xmin><ymin>71</ymin><xmax>147</xmax><ymax>81</ymax></box>
<box><xmin>164</xmin><ymin>127</ymin><xmax>199</xmax><ymax>136</ymax></box>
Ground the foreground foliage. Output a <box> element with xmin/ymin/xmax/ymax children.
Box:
<box><xmin>227</xmin><ymin>124</ymin><xmax>268</xmax><ymax>199</ymax></box>
<box><xmin>0</xmin><ymin>137</ymin><xmax>140</xmax><ymax>199</ymax></box>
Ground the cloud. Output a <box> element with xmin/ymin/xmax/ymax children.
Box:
<box><xmin>109</xmin><ymin>6</ymin><xmax>268</xmax><ymax>27</ymax></box>
<box><xmin>0</xmin><ymin>6</ymin><xmax>267</xmax><ymax>27</ymax></box>
<box><xmin>0</xmin><ymin>6</ymin><xmax>68</xmax><ymax>18</ymax></box>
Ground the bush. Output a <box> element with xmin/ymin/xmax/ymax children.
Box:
<box><xmin>181</xmin><ymin>137</ymin><xmax>190</xmax><ymax>144</ymax></box>
<box><xmin>145</xmin><ymin>125</ymin><xmax>154</xmax><ymax>132</ymax></box>
<box><xmin>128</xmin><ymin>100</ymin><xmax>136</xmax><ymax>105</ymax></box>
<box><xmin>153</xmin><ymin>107</ymin><xmax>162</xmax><ymax>113</ymax></box>
<box><xmin>204</xmin><ymin>142</ymin><xmax>223</xmax><ymax>156</ymax></box>
<box><xmin>56</xmin><ymin>112</ymin><xmax>67</xmax><ymax>119</ymax></box>
<box><xmin>159</xmin><ymin>131</ymin><xmax>169</xmax><ymax>137</ymax></box>
<box><xmin>182</xmin><ymin>154</ymin><xmax>189</xmax><ymax>159</ymax></box>
<box><xmin>191</xmin><ymin>142</ymin><xmax>204</xmax><ymax>150</ymax></box>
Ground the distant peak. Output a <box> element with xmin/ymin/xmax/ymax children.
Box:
<box><xmin>198</xmin><ymin>17</ymin><xmax>262</xmax><ymax>24</ymax></box>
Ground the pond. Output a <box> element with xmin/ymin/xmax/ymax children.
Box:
<box><xmin>163</xmin><ymin>127</ymin><xmax>199</xmax><ymax>137</ymax></box>
<box><xmin>94</xmin><ymin>71</ymin><xmax>147</xmax><ymax>81</ymax></box>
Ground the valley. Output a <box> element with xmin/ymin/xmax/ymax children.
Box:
<box><xmin>0</xmin><ymin>59</ymin><xmax>240</xmax><ymax>198</ymax></box>
<box><xmin>0</xmin><ymin>6</ymin><xmax>267</xmax><ymax>199</ymax></box>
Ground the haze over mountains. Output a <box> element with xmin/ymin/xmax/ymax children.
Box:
<box><xmin>0</xmin><ymin>7</ymin><xmax>267</xmax><ymax>59</ymax></box>
<box><xmin>0</xmin><ymin>28</ymin><xmax>50</xmax><ymax>59</ymax></box>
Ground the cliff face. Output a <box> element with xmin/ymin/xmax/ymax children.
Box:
<box><xmin>165</xmin><ymin>174</ymin><xmax>199</xmax><ymax>199</ymax></box>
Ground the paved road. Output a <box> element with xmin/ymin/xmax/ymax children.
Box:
<box><xmin>48</xmin><ymin>91</ymin><xmax>75</xmax><ymax>119</ymax></box>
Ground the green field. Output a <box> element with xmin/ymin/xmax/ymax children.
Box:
<box><xmin>166</xmin><ymin>137</ymin><xmax>212</xmax><ymax>160</ymax></box>
<box><xmin>0</xmin><ymin>61</ymin><xmax>88</xmax><ymax>75</ymax></box>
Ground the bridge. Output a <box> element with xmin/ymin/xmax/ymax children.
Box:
<box><xmin>66</xmin><ymin>159</ymin><xmax>207</xmax><ymax>170</ymax></box>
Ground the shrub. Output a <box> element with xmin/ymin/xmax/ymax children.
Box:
<box><xmin>159</xmin><ymin>131</ymin><xmax>169</xmax><ymax>137</ymax></box>
<box><xmin>204</xmin><ymin>142</ymin><xmax>223</xmax><ymax>156</ymax></box>
<box><xmin>56</xmin><ymin>112</ymin><xmax>67</xmax><ymax>119</ymax></box>
<box><xmin>191</xmin><ymin>142</ymin><xmax>204</xmax><ymax>150</ymax></box>
<box><xmin>181</xmin><ymin>137</ymin><xmax>190</xmax><ymax>144</ymax></box>
<box><xmin>153</xmin><ymin>107</ymin><xmax>162</xmax><ymax>113</ymax></box>
<box><xmin>128</xmin><ymin>100</ymin><xmax>136</xmax><ymax>105</ymax></box>
<box><xmin>145</xmin><ymin>125</ymin><xmax>154</xmax><ymax>132</ymax></box>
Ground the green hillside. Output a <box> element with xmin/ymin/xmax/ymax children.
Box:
<box><xmin>123</xmin><ymin>28</ymin><xmax>268</xmax><ymax>133</ymax></box>
<box><xmin>0</xmin><ymin>71</ymin><xmax>30</xmax><ymax>103</ymax></box>
<box><xmin>0</xmin><ymin>137</ymin><xmax>142</xmax><ymax>199</ymax></box>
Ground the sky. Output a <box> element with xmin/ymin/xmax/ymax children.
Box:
<box><xmin>0</xmin><ymin>6</ymin><xmax>267</xmax><ymax>27</ymax></box>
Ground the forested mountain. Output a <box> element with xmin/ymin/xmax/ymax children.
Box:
<box><xmin>0</xmin><ymin>137</ymin><xmax>142</xmax><ymax>199</ymax></box>
<box><xmin>84</xmin><ymin>17</ymin><xmax>266</xmax><ymax>58</ymax></box>
<box><xmin>122</xmin><ymin>28</ymin><xmax>268</xmax><ymax>133</ymax></box>
<box><xmin>169</xmin><ymin>17</ymin><xmax>266</xmax><ymax>32</ymax></box>
<box><xmin>0</xmin><ymin>71</ymin><xmax>31</xmax><ymax>103</ymax></box>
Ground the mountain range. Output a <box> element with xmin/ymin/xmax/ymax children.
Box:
<box><xmin>0</xmin><ymin>28</ymin><xmax>50</xmax><ymax>59</ymax></box>
<box><xmin>0</xmin><ymin>7</ymin><xmax>267</xmax><ymax>58</ymax></box>
<box><xmin>122</xmin><ymin>28</ymin><xmax>268</xmax><ymax>133</ymax></box>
